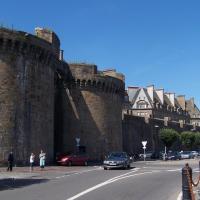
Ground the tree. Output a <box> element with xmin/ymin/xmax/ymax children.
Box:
<box><xmin>194</xmin><ymin>132</ymin><xmax>200</xmax><ymax>148</ymax></box>
<box><xmin>159</xmin><ymin>128</ymin><xmax>179</xmax><ymax>148</ymax></box>
<box><xmin>180</xmin><ymin>131</ymin><xmax>196</xmax><ymax>149</ymax></box>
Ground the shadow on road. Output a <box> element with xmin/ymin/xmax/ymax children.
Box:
<box><xmin>0</xmin><ymin>178</ymin><xmax>48</xmax><ymax>191</ymax></box>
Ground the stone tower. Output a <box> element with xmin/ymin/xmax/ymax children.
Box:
<box><xmin>0</xmin><ymin>26</ymin><xmax>125</xmax><ymax>163</ymax></box>
<box><xmin>61</xmin><ymin>63</ymin><xmax>125</xmax><ymax>160</ymax></box>
<box><xmin>0</xmin><ymin>27</ymin><xmax>60</xmax><ymax>164</ymax></box>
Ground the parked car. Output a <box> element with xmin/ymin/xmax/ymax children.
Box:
<box><xmin>166</xmin><ymin>151</ymin><xmax>181</xmax><ymax>160</ymax></box>
<box><xmin>57</xmin><ymin>154</ymin><xmax>89</xmax><ymax>166</ymax></box>
<box><xmin>180</xmin><ymin>151</ymin><xmax>194</xmax><ymax>159</ymax></box>
<box><xmin>190</xmin><ymin>151</ymin><xmax>198</xmax><ymax>158</ymax></box>
<box><xmin>139</xmin><ymin>151</ymin><xmax>153</xmax><ymax>159</ymax></box>
<box><xmin>103</xmin><ymin>152</ymin><xmax>131</xmax><ymax>170</ymax></box>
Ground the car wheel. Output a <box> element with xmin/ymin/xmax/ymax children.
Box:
<box><xmin>104</xmin><ymin>167</ymin><xmax>107</xmax><ymax>170</ymax></box>
<box><xmin>123</xmin><ymin>164</ymin><xmax>128</xmax><ymax>170</ymax></box>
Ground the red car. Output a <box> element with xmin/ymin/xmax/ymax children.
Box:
<box><xmin>57</xmin><ymin>154</ymin><xmax>89</xmax><ymax>166</ymax></box>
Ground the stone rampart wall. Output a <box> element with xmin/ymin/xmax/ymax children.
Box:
<box><xmin>0</xmin><ymin>28</ymin><xmax>58</xmax><ymax>164</ymax></box>
<box><xmin>122</xmin><ymin>115</ymin><xmax>199</xmax><ymax>155</ymax></box>
<box><xmin>60</xmin><ymin>64</ymin><xmax>125</xmax><ymax>160</ymax></box>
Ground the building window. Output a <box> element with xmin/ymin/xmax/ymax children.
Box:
<box><xmin>140</xmin><ymin>112</ymin><xmax>145</xmax><ymax>116</ymax></box>
<box><xmin>137</xmin><ymin>100</ymin><xmax>148</xmax><ymax>109</ymax></box>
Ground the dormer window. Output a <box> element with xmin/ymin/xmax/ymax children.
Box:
<box><xmin>137</xmin><ymin>100</ymin><xmax>148</xmax><ymax>109</ymax></box>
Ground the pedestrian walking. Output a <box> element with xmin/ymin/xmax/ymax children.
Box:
<box><xmin>7</xmin><ymin>151</ymin><xmax>14</xmax><ymax>172</ymax></box>
<box><xmin>30</xmin><ymin>153</ymin><xmax>35</xmax><ymax>172</ymax></box>
<box><xmin>39</xmin><ymin>150</ymin><xmax>46</xmax><ymax>169</ymax></box>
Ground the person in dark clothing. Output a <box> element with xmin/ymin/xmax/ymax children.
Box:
<box><xmin>7</xmin><ymin>152</ymin><xmax>14</xmax><ymax>172</ymax></box>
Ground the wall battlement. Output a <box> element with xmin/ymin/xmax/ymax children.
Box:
<box><xmin>0</xmin><ymin>27</ymin><xmax>60</xmax><ymax>66</ymax></box>
<box><xmin>68</xmin><ymin>63</ymin><xmax>124</xmax><ymax>96</ymax></box>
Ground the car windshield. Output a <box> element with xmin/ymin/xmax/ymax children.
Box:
<box><xmin>182</xmin><ymin>151</ymin><xmax>191</xmax><ymax>154</ymax></box>
<box><xmin>108</xmin><ymin>152</ymin><xmax>127</xmax><ymax>158</ymax></box>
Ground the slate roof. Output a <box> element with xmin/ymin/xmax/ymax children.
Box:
<box><xmin>163</xmin><ymin>94</ymin><xmax>173</xmax><ymax>107</ymax></box>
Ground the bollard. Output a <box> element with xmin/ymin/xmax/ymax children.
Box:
<box><xmin>182</xmin><ymin>163</ymin><xmax>192</xmax><ymax>200</ymax></box>
<box><xmin>199</xmin><ymin>161</ymin><xmax>200</xmax><ymax>172</ymax></box>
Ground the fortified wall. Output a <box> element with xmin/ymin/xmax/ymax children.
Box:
<box><xmin>55</xmin><ymin>63</ymin><xmax>125</xmax><ymax>160</ymax></box>
<box><xmin>0</xmin><ymin>27</ymin><xmax>62</xmax><ymax>163</ymax></box>
<box><xmin>122</xmin><ymin>113</ymin><xmax>199</xmax><ymax>155</ymax></box>
<box><xmin>0</xmin><ymin>27</ymin><xmax>125</xmax><ymax>163</ymax></box>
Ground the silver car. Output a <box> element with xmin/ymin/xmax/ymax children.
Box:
<box><xmin>180</xmin><ymin>151</ymin><xmax>194</xmax><ymax>159</ymax></box>
<box><xmin>103</xmin><ymin>152</ymin><xmax>131</xmax><ymax>170</ymax></box>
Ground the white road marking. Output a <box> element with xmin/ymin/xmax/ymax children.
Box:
<box><xmin>131</xmin><ymin>167</ymin><xmax>140</xmax><ymax>171</ymax></box>
<box><xmin>167</xmin><ymin>168</ymin><xmax>181</xmax><ymax>172</ymax></box>
<box><xmin>55</xmin><ymin>167</ymin><xmax>102</xmax><ymax>179</ymax></box>
<box><xmin>65</xmin><ymin>169</ymin><xmax>159</xmax><ymax>200</ymax></box>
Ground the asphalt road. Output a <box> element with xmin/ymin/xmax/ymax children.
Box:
<box><xmin>0</xmin><ymin>159</ymin><xmax>199</xmax><ymax>200</ymax></box>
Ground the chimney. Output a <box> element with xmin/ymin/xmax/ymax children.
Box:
<box><xmin>177</xmin><ymin>95</ymin><xmax>186</xmax><ymax>110</ymax></box>
<box><xmin>165</xmin><ymin>93</ymin><xmax>175</xmax><ymax>107</ymax></box>
<box><xmin>127</xmin><ymin>87</ymin><xmax>140</xmax><ymax>102</ymax></box>
<box><xmin>147</xmin><ymin>85</ymin><xmax>154</xmax><ymax>102</ymax></box>
<box><xmin>190</xmin><ymin>97</ymin><xmax>195</xmax><ymax>108</ymax></box>
<box><xmin>155</xmin><ymin>88</ymin><xmax>164</xmax><ymax>104</ymax></box>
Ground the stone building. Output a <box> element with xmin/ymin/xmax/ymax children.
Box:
<box><xmin>125</xmin><ymin>85</ymin><xmax>190</xmax><ymax>124</ymax></box>
<box><xmin>122</xmin><ymin>85</ymin><xmax>200</xmax><ymax>155</ymax></box>
<box><xmin>177</xmin><ymin>96</ymin><xmax>200</xmax><ymax>127</ymax></box>
<box><xmin>0</xmin><ymin>27</ymin><xmax>124</xmax><ymax>164</ymax></box>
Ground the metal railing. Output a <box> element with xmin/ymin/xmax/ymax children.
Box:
<box><xmin>182</xmin><ymin>162</ymin><xmax>200</xmax><ymax>200</ymax></box>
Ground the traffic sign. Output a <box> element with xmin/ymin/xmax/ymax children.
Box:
<box><xmin>142</xmin><ymin>141</ymin><xmax>147</xmax><ymax>147</ymax></box>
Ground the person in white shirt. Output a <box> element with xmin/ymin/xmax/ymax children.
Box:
<box><xmin>39</xmin><ymin>150</ymin><xmax>46</xmax><ymax>169</ymax></box>
<box><xmin>30</xmin><ymin>153</ymin><xmax>35</xmax><ymax>172</ymax></box>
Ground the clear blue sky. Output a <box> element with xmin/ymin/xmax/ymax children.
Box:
<box><xmin>1</xmin><ymin>0</ymin><xmax>200</xmax><ymax>106</ymax></box>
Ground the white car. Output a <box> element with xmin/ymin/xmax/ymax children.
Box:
<box><xmin>180</xmin><ymin>151</ymin><xmax>194</xmax><ymax>159</ymax></box>
<box><xmin>190</xmin><ymin>151</ymin><xmax>198</xmax><ymax>158</ymax></box>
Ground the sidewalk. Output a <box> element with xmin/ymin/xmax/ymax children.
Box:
<box><xmin>0</xmin><ymin>165</ymin><xmax>94</xmax><ymax>180</ymax></box>
<box><xmin>0</xmin><ymin>165</ymin><xmax>89</xmax><ymax>191</ymax></box>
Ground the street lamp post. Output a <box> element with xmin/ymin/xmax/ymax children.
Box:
<box><xmin>142</xmin><ymin>141</ymin><xmax>147</xmax><ymax>161</ymax></box>
<box><xmin>143</xmin><ymin>146</ymin><xmax>146</xmax><ymax>161</ymax></box>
